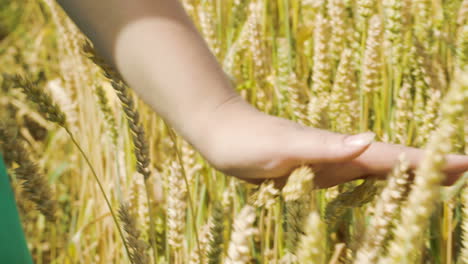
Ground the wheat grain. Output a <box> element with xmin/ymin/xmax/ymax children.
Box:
<box><xmin>207</xmin><ymin>202</ymin><xmax>224</xmax><ymax>264</ymax></box>
<box><xmin>325</xmin><ymin>180</ymin><xmax>378</xmax><ymax>226</ymax></box>
<box><xmin>0</xmin><ymin>123</ymin><xmax>57</xmax><ymax>221</ymax></box>
<box><xmin>247</xmin><ymin>1</ymin><xmax>268</xmax><ymax>82</ymax></box>
<box><xmin>251</xmin><ymin>180</ymin><xmax>280</xmax><ymax>209</ymax></box>
<box><xmin>329</xmin><ymin>48</ymin><xmax>358</xmax><ymax>133</ymax></box>
<box><xmin>385</xmin><ymin>0</ymin><xmax>404</xmax><ymax>66</ymax></box>
<box><xmin>357</xmin><ymin>0</ymin><xmax>376</xmax><ymax>23</ymax></box>
<box><xmin>167</xmin><ymin>162</ymin><xmax>188</xmax><ymax>254</ymax></box>
<box><xmin>354</xmin><ymin>154</ymin><xmax>411</xmax><ymax>264</ymax></box>
<box><xmin>189</xmin><ymin>224</ymin><xmax>209</xmax><ymax>264</ymax></box>
<box><xmin>8</xmin><ymin>74</ymin><xmax>67</xmax><ymax>127</ymax></box>
<box><xmin>94</xmin><ymin>84</ymin><xmax>119</xmax><ymax>147</ymax></box>
<box><xmin>361</xmin><ymin>16</ymin><xmax>383</xmax><ymax>95</ymax></box>
<box><xmin>283</xmin><ymin>167</ymin><xmax>315</xmax><ymax>252</ymax></box>
<box><xmin>282</xmin><ymin>166</ymin><xmax>315</xmax><ymax>202</ymax></box>
<box><xmin>199</xmin><ymin>0</ymin><xmax>221</xmax><ymax>58</ymax></box>
<box><xmin>297</xmin><ymin>211</ymin><xmax>326</xmax><ymax>263</ymax></box>
<box><xmin>392</xmin><ymin>78</ymin><xmax>412</xmax><ymax>144</ymax></box>
<box><xmin>119</xmin><ymin>203</ymin><xmax>150</xmax><ymax>264</ymax></box>
<box><xmin>414</xmin><ymin>0</ymin><xmax>433</xmax><ymax>47</ymax></box>
<box><xmin>311</xmin><ymin>14</ymin><xmax>332</xmax><ymax>104</ymax></box>
<box><xmin>45</xmin><ymin>79</ymin><xmax>78</xmax><ymax>132</ymax></box>
<box><xmin>328</xmin><ymin>0</ymin><xmax>348</xmax><ymax>62</ymax></box>
<box><xmin>225</xmin><ymin>205</ymin><xmax>257</xmax><ymax>264</ymax></box>
<box><xmin>418</xmin><ymin>89</ymin><xmax>441</xmax><ymax>146</ymax></box>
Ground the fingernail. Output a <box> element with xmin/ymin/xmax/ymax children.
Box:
<box><xmin>344</xmin><ymin>132</ymin><xmax>375</xmax><ymax>147</ymax></box>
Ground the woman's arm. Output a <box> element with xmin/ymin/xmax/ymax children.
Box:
<box><xmin>56</xmin><ymin>0</ymin><xmax>468</xmax><ymax>187</ymax></box>
<box><xmin>57</xmin><ymin>0</ymin><xmax>241</xmax><ymax>155</ymax></box>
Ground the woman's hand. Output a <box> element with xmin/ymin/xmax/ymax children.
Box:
<box><xmin>57</xmin><ymin>0</ymin><xmax>468</xmax><ymax>188</ymax></box>
<box><xmin>195</xmin><ymin>96</ymin><xmax>468</xmax><ymax>188</ymax></box>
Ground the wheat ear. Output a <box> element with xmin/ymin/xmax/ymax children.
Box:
<box><xmin>0</xmin><ymin>123</ymin><xmax>57</xmax><ymax>221</ymax></box>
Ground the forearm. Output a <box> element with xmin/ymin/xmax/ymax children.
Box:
<box><xmin>57</xmin><ymin>0</ymin><xmax>249</xmax><ymax>151</ymax></box>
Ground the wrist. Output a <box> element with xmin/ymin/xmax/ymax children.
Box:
<box><xmin>182</xmin><ymin>93</ymin><xmax>260</xmax><ymax>165</ymax></box>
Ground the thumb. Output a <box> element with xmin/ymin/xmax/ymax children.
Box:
<box><xmin>289</xmin><ymin>129</ymin><xmax>375</xmax><ymax>163</ymax></box>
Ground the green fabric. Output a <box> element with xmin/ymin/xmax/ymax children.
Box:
<box><xmin>0</xmin><ymin>154</ymin><xmax>33</xmax><ymax>264</ymax></box>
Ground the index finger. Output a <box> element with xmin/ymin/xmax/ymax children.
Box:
<box><xmin>351</xmin><ymin>142</ymin><xmax>468</xmax><ymax>176</ymax></box>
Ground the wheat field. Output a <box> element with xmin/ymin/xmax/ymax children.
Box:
<box><xmin>0</xmin><ymin>0</ymin><xmax>468</xmax><ymax>263</ymax></box>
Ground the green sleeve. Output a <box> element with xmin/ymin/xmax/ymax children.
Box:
<box><xmin>0</xmin><ymin>154</ymin><xmax>34</xmax><ymax>264</ymax></box>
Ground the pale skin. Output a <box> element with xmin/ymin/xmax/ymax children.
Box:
<box><xmin>57</xmin><ymin>0</ymin><xmax>468</xmax><ymax>188</ymax></box>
